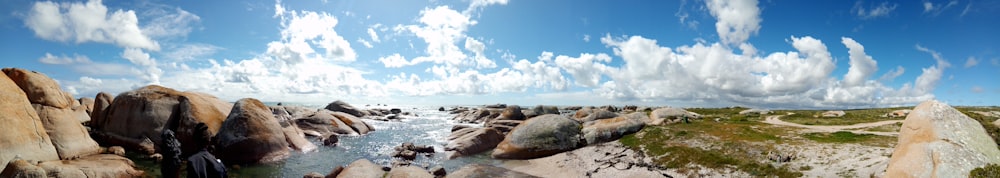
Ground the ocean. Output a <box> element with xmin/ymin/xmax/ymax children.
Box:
<box><xmin>130</xmin><ymin>104</ymin><xmax>501</xmax><ymax>177</ymax></box>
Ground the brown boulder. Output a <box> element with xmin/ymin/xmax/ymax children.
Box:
<box><xmin>1</xmin><ymin>158</ymin><xmax>46</xmax><ymax>178</ymax></box>
<box><xmin>283</xmin><ymin>124</ymin><xmax>318</xmax><ymax>153</ymax></box>
<box><xmin>215</xmin><ymin>98</ymin><xmax>290</xmax><ymax>164</ymax></box>
<box><xmin>97</xmin><ymin>85</ymin><xmax>232</xmax><ymax>155</ymax></box>
<box><xmin>33</xmin><ymin>104</ymin><xmax>102</xmax><ymax>159</ymax></box>
<box><xmin>0</xmin><ymin>72</ymin><xmax>59</xmax><ymax>173</ymax></box>
<box><xmin>36</xmin><ymin>154</ymin><xmax>144</xmax><ymax>177</ymax></box>
<box><xmin>386</xmin><ymin>166</ymin><xmax>433</xmax><ymax>178</ymax></box>
<box><xmin>573</xmin><ymin>108</ymin><xmax>619</xmax><ymax>122</ymax></box>
<box><xmin>78</xmin><ymin>97</ymin><xmax>95</xmax><ymax>115</ymax></box>
<box><xmin>2</xmin><ymin>68</ymin><xmax>74</xmax><ymax>109</ymax></box>
<box><xmin>445</xmin><ymin>128</ymin><xmax>504</xmax><ymax>159</ymax></box>
<box><xmin>336</xmin><ymin>159</ymin><xmax>384</xmax><ymax>178</ymax></box>
<box><xmin>89</xmin><ymin>92</ymin><xmax>114</xmax><ymax>129</ymax></box>
<box><xmin>886</xmin><ymin>100</ymin><xmax>1000</xmax><ymax>177</ymax></box>
<box><xmin>325</xmin><ymin>100</ymin><xmax>366</xmax><ymax>117</ymax></box>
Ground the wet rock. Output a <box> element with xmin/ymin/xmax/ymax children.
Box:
<box><xmin>492</xmin><ymin>114</ymin><xmax>583</xmax><ymax>159</ymax></box>
<box><xmin>390</xmin><ymin>108</ymin><xmax>402</xmax><ymax>114</ymax></box>
<box><xmin>304</xmin><ymin>172</ymin><xmax>324</xmax><ymax>178</ymax></box>
<box><xmin>394</xmin><ymin>150</ymin><xmax>417</xmax><ymax>160</ymax></box>
<box><xmin>429</xmin><ymin>166</ymin><xmax>446</xmax><ymax>177</ymax></box>
<box><xmin>886</xmin><ymin>100</ymin><xmax>1000</xmax><ymax>177</ymax></box>
<box><xmin>323</xmin><ymin>134</ymin><xmax>339</xmax><ymax>146</ymax></box>
<box><xmin>283</xmin><ymin>124</ymin><xmax>318</xmax><ymax>153</ymax></box>
<box><xmin>451</xmin><ymin>125</ymin><xmax>471</xmax><ymax>132</ymax></box>
<box><xmin>327</xmin><ymin>166</ymin><xmax>344</xmax><ymax>178</ymax></box>
<box><xmin>438</xmin><ymin>107</ymin><xmax>446</xmax><ymax>112</ymax></box>
<box><xmin>215</xmin><ymin>98</ymin><xmax>290</xmax><ymax>164</ymax></box>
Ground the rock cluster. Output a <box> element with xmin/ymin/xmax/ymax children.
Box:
<box><xmin>0</xmin><ymin>68</ymin><xmax>142</xmax><ymax>176</ymax></box>
<box><xmin>391</xmin><ymin>142</ymin><xmax>435</xmax><ymax>167</ymax></box>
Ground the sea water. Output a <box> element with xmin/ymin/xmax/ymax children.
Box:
<box><xmin>131</xmin><ymin>104</ymin><xmax>501</xmax><ymax>177</ymax></box>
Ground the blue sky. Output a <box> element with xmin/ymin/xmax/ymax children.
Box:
<box><xmin>0</xmin><ymin>0</ymin><xmax>997</xmax><ymax>108</ymax></box>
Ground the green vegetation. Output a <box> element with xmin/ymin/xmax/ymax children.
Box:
<box><xmin>620</xmin><ymin>117</ymin><xmax>803</xmax><ymax>177</ymax></box>
<box><xmin>775</xmin><ymin>107</ymin><xmax>910</xmax><ymax>125</ymax></box>
<box><xmin>859</xmin><ymin>122</ymin><xmax>902</xmax><ymax>132</ymax></box>
<box><xmin>971</xmin><ymin>164</ymin><xmax>1000</xmax><ymax>178</ymax></box>
<box><xmin>802</xmin><ymin>131</ymin><xmax>896</xmax><ymax>147</ymax></box>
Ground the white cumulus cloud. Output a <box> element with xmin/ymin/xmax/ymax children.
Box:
<box><xmin>24</xmin><ymin>0</ymin><xmax>160</xmax><ymax>50</ymax></box>
<box><xmin>705</xmin><ymin>0</ymin><xmax>761</xmax><ymax>45</ymax></box>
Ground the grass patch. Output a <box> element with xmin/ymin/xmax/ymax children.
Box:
<box><xmin>802</xmin><ymin>131</ymin><xmax>896</xmax><ymax>147</ymax></box>
<box><xmin>861</xmin><ymin>122</ymin><xmax>902</xmax><ymax>132</ymax></box>
<box><xmin>775</xmin><ymin>107</ymin><xmax>910</xmax><ymax>126</ymax></box>
<box><xmin>620</xmin><ymin>120</ymin><xmax>803</xmax><ymax>177</ymax></box>
<box><xmin>971</xmin><ymin>164</ymin><xmax>1000</xmax><ymax>178</ymax></box>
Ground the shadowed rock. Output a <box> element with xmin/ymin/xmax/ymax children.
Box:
<box><xmin>215</xmin><ymin>98</ymin><xmax>290</xmax><ymax>164</ymax></box>
<box><xmin>492</xmin><ymin>114</ymin><xmax>583</xmax><ymax>159</ymax></box>
<box><xmin>0</xmin><ymin>71</ymin><xmax>59</xmax><ymax>173</ymax></box>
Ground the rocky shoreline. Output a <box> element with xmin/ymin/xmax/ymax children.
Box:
<box><xmin>3</xmin><ymin>67</ymin><xmax>1000</xmax><ymax>177</ymax></box>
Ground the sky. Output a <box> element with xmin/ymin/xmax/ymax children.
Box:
<box><xmin>0</xmin><ymin>0</ymin><xmax>998</xmax><ymax>109</ymax></box>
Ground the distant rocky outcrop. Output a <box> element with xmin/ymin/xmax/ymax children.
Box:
<box><xmin>886</xmin><ymin>100</ymin><xmax>1000</xmax><ymax>177</ymax></box>
<box><xmin>325</xmin><ymin>100</ymin><xmax>367</xmax><ymax>118</ymax></box>
<box><xmin>4</xmin><ymin>68</ymin><xmax>101</xmax><ymax>159</ymax></box>
<box><xmin>492</xmin><ymin>114</ymin><xmax>584</xmax><ymax>159</ymax></box>
<box><xmin>648</xmin><ymin>107</ymin><xmax>701</xmax><ymax>125</ymax></box>
<box><xmin>821</xmin><ymin>110</ymin><xmax>845</xmax><ymax>117</ymax></box>
<box><xmin>739</xmin><ymin>109</ymin><xmax>771</xmax><ymax>115</ymax></box>
<box><xmin>214</xmin><ymin>98</ymin><xmax>290</xmax><ymax>164</ymax></box>
<box><xmin>94</xmin><ymin>85</ymin><xmax>233</xmax><ymax>155</ymax></box>
<box><xmin>573</xmin><ymin>107</ymin><xmax>619</xmax><ymax>123</ymax></box>
<box><xmin>296</xmin><ymin>110</ymin><xmax>374</xmax><ymax>136</ymax></box>
<box><xmin>533</xmin><ymin>105</ymin><xmax>560</xmax><ymax>115</ymax></box>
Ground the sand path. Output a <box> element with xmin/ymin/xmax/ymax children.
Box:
<box><xmin>762</xmin><ymin>115</ymin><xmax>902</xmax><ymax>136</ymax></box>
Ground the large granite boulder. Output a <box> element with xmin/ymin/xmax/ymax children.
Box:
<box><xmin>0</xmin><ymin>72</ymin><xmax>59</xmax><ymax>173</ymax></box>
<box><xmin>445</xmin><ymin>127</ymin><xmax>504</xmax><ymax>159</ymax></box>
<box><xmin>449</xmin><ymin>164</ymin><xmax>539</xmax><ymax>178</ymax></box>
<box><xmin>295</xmin><ymin>110</ymin><xmax>373</xmax><ymax>136</ymax></box>
<box><xmin>336</xmin><ymin>159</ymin><xmax>384</xmax><ymax>178</ymax></box>
<box><xmin>89</xmin><ymin>92</ymin><xmax>114</xmax><ymax>129</ymax></box>
<box><xmin>4</xmin><ymin>68</ymin><xmax>101</xmax><ymax>159</ymax></box>
<box><xmin>96</xmin><ymin>85</ymin><xmax>232</xmax><ymax>155</ymax></box>
<box><xmin>582</xmin><ymin>112</ymin><xmax>647</xmax><ymax>144</ymax></box>
<box><xmin>1</xmin><ymin>158</ymin><xmax>47</xmax><ymax>177</ymax></box>
<box><xmin>78</xmin><ymin>97</ymin><xmax>95</xmax><ymax>115</ymax></box>
<box><xmin>2</xmin><ymin>68</ymin><xmax>74</xmax><ymax>109</ymax></box>
<box><xmin>453</xmin><ymin>108</ymin><xmax>501</xmax><ymax>124</ymax></box>
<box><xmin>214</xmin><ymin>98</ymin><xmax>290</xmax><ymax>164</ymax></box>
<box><xmin>325</xmin><ymin>100</ymin><xmax>366</xmax><ymax>117</ymax></box>
<box><xmin>492</xmin><ymin>114</ymin><xmax>584</xmax><ymax>159</ymax></box>
<box><xmin>282</xmin><ymin>124</ymin><xmax>317</xmax><ymax>153</ymax></box>
<box><xmin>648</xmin><ymin>107</ymin><xmax>701</xmax><ymax>125</ymax></box>
<box><xmin>886</xmin><ymin>100</ymin><xmax>1000</xmax><ymax>177</ymax></box>
<box><xmin>532</xmin><ymin>105</ymin><xmax>560</xmax><ymax>115</ymax></box>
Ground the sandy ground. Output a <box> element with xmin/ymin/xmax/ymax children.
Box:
<box><xmin>502</xmin><ymin>142</ymin><xmax>678</xmax><ymax>178</ymax></box>
<box><xmin>763</xmin><ymin>115</ymin><xmax>902</xmax><ymax>136</ymax></box>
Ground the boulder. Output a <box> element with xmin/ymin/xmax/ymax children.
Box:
<box><xmin>821</xmin><ymin>110</ymin><xmax>846</xmax><ymax>117</ymax></box>
<box><xmin>330</xmin><ymin>111</ymin><xmax>374</xmax><ymax>134</ymax></box>
<box><xmin>304</xmin><ymin>172</ymin><xmax>324</xmax><ymax>178</ymax></box>
<box><xmin>337</xmin><ymin>159</ymin><xmax>384</xmax><ymax>178</ymax></box>
<box><xmin>521</xmin><ymin>109</ymin><xmax>539</xmax><ymax>119</ymax></box>
<box><xmin>485</xmin><ymin>104</ymin><xmax>507</xmax><ymax>109</ymax></box>
<box><xmin>387</xmin><ymin>166</ymin><xmax>433</xmax><ymax>178</ymax></box>
<box><xmin>33</xmin><ymin>104</ymin><xmax>102</xmax><ymax>159</ymax></box>
<box><xmin>582</xmin><ymin>112</ymin><xmax>647</xmax><ymax>144</ymax></box>
<box><xmin>96</xmin><ymin>85</ymin><xmax>232</xmax><ymax>155</ymax></box>
<box><xmin>283</xmin><ymin>124</ymin><xmax>318</xmax><ymax>153</ymax></box>
<box><xmin>598</xmin><ymin>105</ymin><xmax>618</xmax><ymax>113</ymax></box>
<box><xmin>886</xmin><ymin>100</ymin><xmax>1000</xmax><ymax>177</ymax></box>
<box><xmin>564</xmin><ymin>106</ymin><xmax>583</xmax><ymax>111</ymax></box>
<box><xmin>449</xmin><ymin>164</ymin><xmax>538</xmax><ymax>178</ymax></box>
<box><xmin>35</xmin><ymin>154</ymin><xmax>144</xmax><ymax>177</ymax></box>
<box><xmin>214</xmin><ymin>98</ymin><xmax>290</xmax><ymax>164</ymax></box>
<box><xmin>739</xmin><ymin>109</ymin><xmax>771</xmax><ymax>115</ymax></box>
<box><xmin>889</xmin><ymin>109</ymin><xmax>912</xmax><ymax>118</ymax></box>
<box><xmin>296</xmin><ymin>110</ymin><xmax>358</xmax><ymax>135</ymax></box>
<box><xmin>573</xmin><ymin>108</ymin><xmax>618</xmax><ymax>123</ymax></box>
<box><xmin>648</xmin><ymin>108</ymin><xmax>701</xmax><ymax>125</ymax></box>
<box><xmin>2</xmin><ymin>68</ymin><xmax>74</xmax><ymax>109</ymax></box>
<box><xmin>445</xmin><ymin>128</ymin><xmax>504</xmax><ymax>159</ymax></box>
<box><xmin>4</xmin><ymin>68</ymin><xmax>101</xmax><ymax>159</ymax></box>
<box><xmin>492</xmin><ymin>114</ymin><xmax>584</xmax><ymax>159</ymax></box>
<box><xmin>453</xmin><ymin>109</ymin><xmax>500</xmax><ymax>124</ymax></box>
<box><xmin>0</xmin><ymin>71</ymin><xmax>59</xmax><ymax>173</ymax></box>
<box><xmin>497</xmin><ymin>105</ymin><xmax>525</xmax><ymax>121</ymax></box>
<box><xmin>438</xmin><ymin>107</ymin><xmax>446</xmax><ymax>112</ymax></box>
<box><xmin>1</xmin><ymin>158</ymin><xmax>47</xmax><ymax>178</ymax></box>
<box><xmin>323</xmin><ymin>134</ymin><xmax>339</xmax><ymax>146</ymax></box>
<box><xmin>429</xmin><ymin>166</ymin><xmax>446</xmax><ymax>177</ymax></box>
<box><xmin>532</xmin><ymin>105</ymin><xmax>560</xmax><ymax>115</ymax></box>
<box><xmin>390</xmin><ymin>108</ymin><xmax>402</xmax><ymax>114</ymax></box>
<box><xmin>78</xmin><ymin>97</ymin><xmax>95</xmax><ymax>115</ymax></box>
<box><xmin>89</xmin><ymin>92</ymin><xmax>114</xmax><ymax>129</ymax></box>
<box><xmin>107</xmin><ymin>146</ymin><xmax>126</xmax><ymax>156</ymax></box>
<box><xmin>325</xmin><ymin>100</ymin><xmax>366</xmax><ymax>117</ymax></box>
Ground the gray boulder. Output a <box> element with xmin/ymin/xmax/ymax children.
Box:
<box><xmin>445</xmin><ymin>128</ymin><xmax>504</xmax><ymax>159</ymax></box>
<box><xmin>582</xmin><ymin>112</ymin><xmax>646</xmax><ymax>144</ymax></box>
<box><xmin>492</xmin><ymin>114</ymin><xmax>583</xmax><ymax>159</ymax></box>
<box><xmin>886</xmin><ymin>100</ymin><xmax>1000</xmax><ymax>177</ymax></box>
<box><xmin>648</xmin><ymin>107</ymin><xmax>701</xmax><ymax>125</ymax></box>
<box><xmin>336</xmin><ymin>159</ymin><xmax>384</xmax><ymax>178</ymax></box>
<box><xmin>325</xmin><ymin>100</ymin><xmax>366</xmax><ymax>117</ymax></box>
